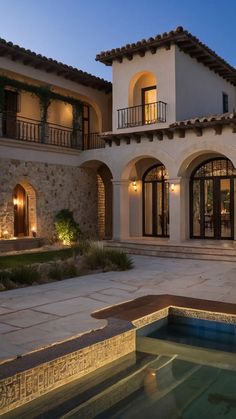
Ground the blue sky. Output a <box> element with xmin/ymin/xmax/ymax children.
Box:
<box><xmin>0</xmin><ymin>0</ymin><xmax>235</xmax><ymax>81</ymax></box>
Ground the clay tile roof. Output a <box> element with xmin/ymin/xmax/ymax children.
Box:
<box><xmin>170</xmin><ymin>112</ymin><xmax>236</xmax><ymax>128</ymax></box>
<box><xmin>0</xmin><ymin>37</ymin><xmax>112</xmax><ymax>93</ymax></box>
<box><xmin>96</xmin><ymin>27</ymin><xmax>236</xmax><ymax>85</ymax></box>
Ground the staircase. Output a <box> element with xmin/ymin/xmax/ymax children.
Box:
<box><xmin>104</xmin><ymin>240</ymin><xmax>236</xmax><ymax>262</ymax></box>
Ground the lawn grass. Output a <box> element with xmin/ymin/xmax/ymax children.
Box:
<box><xmin>0</xmin><ymin>248</ymin><xmax>76</xmax><ymax>269</ymax></box>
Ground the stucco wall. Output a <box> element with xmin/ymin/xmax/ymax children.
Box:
<box><xmin>175</xmin><ymin>46</ymin><xmax>236</xmax><ymax>121</ymax></box>
<box><xmin>18</xmin><ymin>91</ymin><xmax>41</xmax><ymax>121</ymax></box>
<box><xmin>112</xmin><ymin>45</ymin><xmax>176</xmax><ymax>131</ymax></box>
<box><xmin>0</xmin><ymin>58</ymin><xmax>112</xmax><ymax>132</ymax></box>
<box><xmin>0</xmin><ymin>158</ymin><xmax>98</xmax><ymax>240</ymax></box>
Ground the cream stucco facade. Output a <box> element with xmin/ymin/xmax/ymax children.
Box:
<box><xmin>0</xmin><ymin>27</ymin><xmax>236</xmax><ymax>245</ymax></box>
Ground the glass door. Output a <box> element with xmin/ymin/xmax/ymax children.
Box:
<box><xmin>220</xmin><ymin>178</ymin><xmax>232</xmax><ymax>238</ymax></box>
<box><xmin>142</xmin><ymin>86</ymin><xmax>157</xmax><ymax>124</ymax></box>
<box><xmin>191</xmin><ymin>177</ymin><xmax>233</xmax><ymax>239</ymax></box>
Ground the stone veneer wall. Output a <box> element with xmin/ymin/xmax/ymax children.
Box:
<box><xmin>97</xmin><ymin>164</ymin><xmax>113</xmax><ymax>239</ymax></box>
<box><xmin>97</xmin><ymin>174</ymin><xmax>105</xmax><ymax>239</ymax></box>
<box><xmin>0</xmin><ymin>158</ymin><xmax>98</xmax><ymax>239</ymax></box>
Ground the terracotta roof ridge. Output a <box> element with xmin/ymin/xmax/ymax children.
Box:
<box><xmin>0</xmin><ymin>37</ymin><xmax>112</xmax><ymax>92</ymax></box>
<box><xmin>96</xmin><ymin>27</ymin><xmax>236</xmax><ymax>86</ymax></box>
<box><xmin>171</xmin><ymin>111</ymin><xmax>236</xmax><ymax>127</ymax></box>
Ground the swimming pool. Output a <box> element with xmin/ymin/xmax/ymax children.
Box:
<box><xmin>3</xmin><ymin>301</ymin><xmax>236</xmax><ymax>419</ymax></box>
<box><xmin>98</xmin><ymin>315</ymin><xmax>236</xmax><ymax>419</ymax></box>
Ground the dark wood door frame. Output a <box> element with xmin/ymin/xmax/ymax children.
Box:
<box><xmin>190</xmin><ymin>176</ymin><xmax>234</xmax><ymax>240</ymax></box>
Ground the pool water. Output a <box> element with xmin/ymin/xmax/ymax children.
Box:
<box><xmin>97</xmin><ymin>315</ymin><xmax>236</xmax><ymax>419</ymax></box>
<box><xmin>99</xmin><ymin>357</ymin><xmax>236</xmax><ymax>419</ymax></box>
<box><xmin>148</xmin><ymin>315</ymin><xmax>236</xmax><ymax>353</ymax></box>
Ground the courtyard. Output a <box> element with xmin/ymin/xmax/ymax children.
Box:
<box><xmin>1</xmin><ymin>254</ymin><xmax>236</xmax><ymax>364</ymax></box>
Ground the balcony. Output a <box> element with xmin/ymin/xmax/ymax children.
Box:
<box><xmin>117</xmin><ymin>101</ymin><xmax>167</xmax><ymax>129</ymax></box>
<box><xmin>1</xmin><ymin>115</ymin><xmax>105</xmax><ymax>150</ymax></box>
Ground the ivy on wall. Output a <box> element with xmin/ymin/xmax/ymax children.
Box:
<box><xmin>0</xmin><ymin>75</ymin><xmax>83</xmax><ymax>130</ymax></box>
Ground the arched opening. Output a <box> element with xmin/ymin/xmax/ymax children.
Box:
<box><xmin>79</xmin><ymin>160</ymin><xmax>113</xmax><ymax>240</ymax></box>
<box><xmin>97</xmin><ymin>164</ymin><xmax>113</xmax><ymax>239</ymax></box>
<box><xmin>13</xmin><ymin>182</ymin><xmax>37</xmax><ymax>238</ymax></box>
<box><xmin>128</xmin><ymin>71</ymin><xmax>158</xmax><ymax>127</ymax></box>
<box><xmin>190</xmin><ymin>157</ymin><xmax>236</xmax><ymax>239</ymax></box>
<box><xmin>143</xmin><ymin>164</ymin><xmax>169</xmax><ymax>237</ymax></box>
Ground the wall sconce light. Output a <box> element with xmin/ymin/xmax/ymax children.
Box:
<box><xmin>13</xmin><ymin>197</ymin><xmax>18</xmax><ymax>207</ymax></box>
<box><xmin>32</xmin><ymin>227</ymin><xmax>37</xmax><ymax>238</ymax></box>
<box><xmin>3</xmin><ymin>230</ymin><xmax>9</xmax><ymax>239</ymax></box>
<box><xmin>170</xmin><ymin>183</ymin><xmax>175</xmax><ymax>192</ymax></box>
<box><xmin>132</xmin><ymin>181</ymin><xmax>137</xmax><ymax>192</ymax></box>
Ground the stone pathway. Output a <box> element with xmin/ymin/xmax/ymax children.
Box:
<box><xmin>0</xmin><ymin>255</ymin><xmax>236</xmax><ymax>363</ymax></box>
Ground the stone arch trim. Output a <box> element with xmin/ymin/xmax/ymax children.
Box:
<box><xmin>15</xmin><ymin>179</ymin><xmax>37</xmax><ymax>237</ymax></box>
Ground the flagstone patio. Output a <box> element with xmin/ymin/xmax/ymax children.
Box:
<box><xmin>0</xmin><ymin>255</ymin><xmax>236</xmax><ymax>363</ymax></box>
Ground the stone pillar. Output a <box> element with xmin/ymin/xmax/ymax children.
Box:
<box><xmin>112</xmin><ymin>180</ymin><xmax>130</xmax><ymax>241</ymax></box>
<box><xmin>169</xmin><ymin>177</ymin><xmax>182</xmax><ymax>243</ymax></box>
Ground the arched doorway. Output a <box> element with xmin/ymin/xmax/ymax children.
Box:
<box><xmin>143</xmin><ymin>164</ymin><xmax>169</xmax><ymax>237</ymax></box>
<box><xmin>190</xmin><ymin>158</ymin><xmax>236</xmax><ymax>239</ymax></box>
<box><xmin>13</xmin><ymin>184</ymin><xmax>29</xmax><ymax>237</ymax></box>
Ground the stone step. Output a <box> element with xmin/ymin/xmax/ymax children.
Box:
<box><xmin>0</xmin><ymin>237</ymin><xmax>43</xmax><ymax>253</ymax></box>
<box><xmin>105</xmin><ymin>241</ymin><xmax>236</xmax><ymax>262</ymax></box>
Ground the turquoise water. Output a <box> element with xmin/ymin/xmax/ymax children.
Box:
<box><xmin>97</xmin><ymin>316</ymin><xmax>236</xmax><ymax>419</ymax></box>
<box><xmin>148</xmin><ymin>315</ymin><xmax>236</xmax><ymax>353</ymax></box>
<box><xmin>99</xmin><ymin>358</ymin><xmax>236</xmax><ymax>419</ymax></box>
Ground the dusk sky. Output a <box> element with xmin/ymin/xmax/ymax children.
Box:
<box><xmin>0</xmin><ymin>0</ymin><xmax>235</xmax><ymax>81</ymax></box>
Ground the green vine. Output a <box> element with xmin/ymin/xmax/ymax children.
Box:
<box><xmin>0</xmin><ymin>75</ymin><xmax>83</xmax><ymax>125</ymax></box>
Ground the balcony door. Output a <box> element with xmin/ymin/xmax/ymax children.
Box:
<box><xmin>143</xmin><ymin>164</ymin><xmax>169</xmax><ymax>237</ymax></box>
<box><xmin>142</xmin><ymin>86</ymin><xmax>157</xmax><ymax>124</ymax></box>
<box><xmin>3</xmin><ymin>90</ymin><xmax>18</xmax><ymax>138</ymax></box>
<box><xmin>190</xmin><ymin>158</ymin><xmax>236</xmax><ymax>239</ymax></box>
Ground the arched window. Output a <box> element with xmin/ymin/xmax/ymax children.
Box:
<box><xmin>143</xmin><ymin>164</ymin><xmax>169</xmax><ymax>237</ymax></box>
<box><xmin>190</xmin><ymin>158</ymin><xmax>236</xmax><ymax>239</ymax></box>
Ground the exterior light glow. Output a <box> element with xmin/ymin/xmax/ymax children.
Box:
<box><xmin>132</xmin><ymin>181</ymin><xmax>137</xmax><ymax>192</ymax></box>
<box><xmin>170</xmin><ymin>183</ymin><xmax>175</xmax><ymax>192</ymax></box>
<box><xmin>3</xmin><ymin>230</ymin><xmax>9</xmax><ymax>239</ymax></box>
<box><xmin>13</xmin><ymin>197</ymin><xmax>18</xmax><ymax>206</ymax></box>
<box><xmin>32</xmin><ymin>226</ymin><xmax>37</xmax><ymax>238</ymax></box>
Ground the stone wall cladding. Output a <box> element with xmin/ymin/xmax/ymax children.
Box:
<box><xmin>0</xmin><ymin>330</ymin><xmax>135</xmax><ymax>414</ymax></box>
<box><xmin>0</xmin><ymin>158</ymin><xmax>98</xmax><ymax>239</ymax></box>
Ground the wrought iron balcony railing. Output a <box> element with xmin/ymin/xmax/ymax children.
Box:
<box><xmin>1</xmin><ymin>114</ymin><xmax>104</xmax><ymax>150</ymax></box>
<box><xmin>117</xmin><ymin>101</ymin><xmax>167</xmax><ymax>129</ymax></box>
<box><xmin>83</xmin><ymin>132</ymin><xmax>105</xmax><ymax>150</ymax></box>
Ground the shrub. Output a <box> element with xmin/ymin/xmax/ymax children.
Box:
<box><xmin>10</xmin><ymin>266</ymin><xmax>40</xmax><ymax>285</ymax></box>
<box><xmin>55</xmin><ymin>209</ymin><xmax>81</xmax><ymax>245</ymax></box>
<box><xmin>0</xmin><ymin>270</ymin><xmax>14</xmax><ymax>290</ymax></box>
<box><xmin>49</xmin><ymin>262</ymin><xmax>78</xmax><ymax>281</ymax></box>
<box><xmin>106</xmin><ymin>250</ymin><xmax>133</xmax><ymax>271</ymax></box>
<box><xmin>85</xmin><ymin>246</ymin><xmax>133</xmax><ymax>271</ymax></box>
<box><xmin>77</xmin><ymin>237</ymin><xmax>92</xmax><ymax>256</ymax></box>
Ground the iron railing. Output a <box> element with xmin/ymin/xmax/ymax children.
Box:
<box><xmin>83</xmin><ymin>132</ymin><xmax>105</xmax><ymax>150</ymax></box>
<box><xmin>117</xmin><ymin>101</ymin><xmax>167</xmax><ymax>129</ymax></box>
<box><xmin>1</xmin><ymin>114</ymin><xmax>102</xmax><ymax>150</ymax></box>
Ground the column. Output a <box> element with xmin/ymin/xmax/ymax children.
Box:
<box><xmin>112</xmin><ymin>179</ymin><xmax>130</xmax><ymax>241</ymax></box>
<box><xmin>169</xmin><ymin>177</ymin><xmax>182</xmax><ymax>243</ymax></box>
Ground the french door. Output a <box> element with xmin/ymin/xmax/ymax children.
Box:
<box><xmin>190</xmin><ymin>160</ymin><xmax>235</xmax><ymax>239</ymax></box>
<box><xmin>143</xmin><ymin>165</ymin><xmax>169</xmax><ymax>237</ymax></box>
